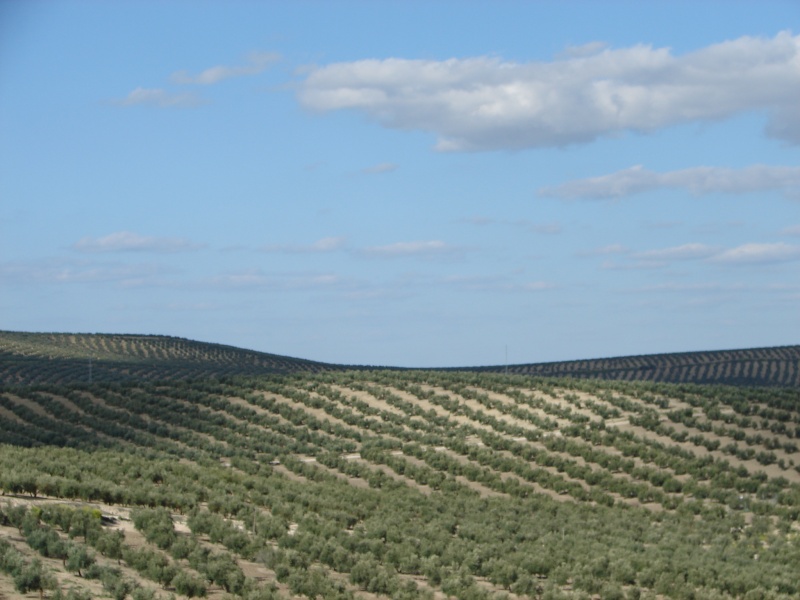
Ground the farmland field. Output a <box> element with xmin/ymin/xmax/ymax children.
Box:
<box><xmin>2</xmin><ymin>359</ymin><xmax>800</xmax><ymax>599</ymax></box>
<box><xmin>0</xmin><ymin>371</ymin><xmax>800</xmax><ymax>598</ymax></box>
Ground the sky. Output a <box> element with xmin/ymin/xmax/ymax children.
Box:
<box><xmin>1</xmin><ymin>1</ymin><xmax>799</xmax><ymax>368</ymax></box>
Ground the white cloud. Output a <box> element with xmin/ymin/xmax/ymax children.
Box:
<box><xmin>73</xmin><ymin>232</ymin><xmax>202</xmax><ymax>253</ymax></box>
<box><xmin>539</xmin><ymin>164</ymin><xmax>800</xmax><ymax>199</ymax></box>
<box><xmin>360</xmin><ymin>240</ymin><xmax>458</xmax><ymax>257</ymax></box>
<box><xmin>114</xmin><ymin>87</ymin><xmax>204</xmax><ymax>108</ymax></box>
<box><xmin>297</xmin><ymin>31</ymin><xmax>800</xmax><ymax>151</ymax></box>
<box><xmin>711</xmin><ymin>242</ymin><xmax>800</xmax><ymax>265</ymax></box>
<box><xmin>171</xmin><ymin>52</ymin><xmax>280</xmax><ymax>85</ymax></box>
<box><xmin>361</xmin><ymin>162</ymin><xmax>398</xmax><ymax>174</ymax></box>
<box><xmin>260</xmin><ymin>236</ymin><xmax>347</xmax><ymax>253</ymax></box>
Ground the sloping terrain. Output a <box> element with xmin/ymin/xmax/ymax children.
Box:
<box><xmin>1</xmin><ymin>331</ymin><xmax>798</xmax><ymax>387</ymax></box>
<box><xmin>468</xmin><ymin>345</ymin><xmax>800</xmax><ymax>387</ymax></box>
<box><xmin>2</xmin><ymin>370</ymin><xmax>800</xmax><ymax>599</ymax></box>
<box><xmin>0</xmin><ymin>331</ymin><xmax>341</xmax><ymax>385</ymax></box>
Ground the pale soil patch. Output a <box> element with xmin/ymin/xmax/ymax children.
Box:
<box><xmin>663</xmin><ymin>422</ymin><xmax>798</xmax><ymax>482</ymax></box>
<box><xmin>354</xmin><ymin>458</ymin><xmax>434</xmax><ymax>496</ymax></box>
<box><xmin>665</xmin><ymin>413</ymin><xmax>800</xmax><ymax>467</ymax></box>
<box><xmin>7</xmin><ymin>393</ymin><xmax>125</xmax><ymax>448</ymax></box>
<box><xmin>0</xmin><ymin>498</ymin><xmax>192</xmax><ymax>599</ymax></box>
<box><xmin>36</xmin><ymin>393</ymin><xmax>90</xmax><ymax>417</ymax></box>
<box><xmin>398</xmin><ymin>452</ymin><xmax>508</xmax><ymax>499</ymax></box>
<box><xmin>0</xmin><ymin>405</ymin><xmax>24</xmax><ymax>424</ymax></box>
<box><xmin>270</xmin><ymin>464</ymin><xmax>310</xmax><ymax>484</ymax></box>
<box><xmin>462</xmin><ymin>386</ymin><xmax>579</xmax><ymax>430</ymax></box>
<box><xmin>324</xmin><ymin>385</ymin><xmax>408</xmax><ymax>418</ymax></box>
<box><xmin>610</xmin><ymin>419</ymin><xmax>794</xmax><ymax>483</ymax></box>
<box><xmin>74</xmin><ymin>391</ymin><xmax>153</xmax><ymax>422</ymax></box>
<box><xmin>297</xmin><ymin>457</ymin><xmax>372</xmax><ymax>489</ymax></box>
<box><xmin>242</xmin><ymin>391</ymin><xmax>364</xmax><ymax>435</ymax></box>
<box><xmin>72</xmin><ymin>391</ymin><xmax>211</xmax><ymax>454</ymax></box>
<box><xmin>418</xmin><ymin>384</ymin><xmax>550</xmax><ymax>433</ymax></box>
<box><xmin>377</xmin><ymin>385</ymin><xmax>505</xmax><ymax>433</ymax></box>
<box><xmin>488</xmin><ymin>388</ymin><xmax>602</xmax><ymax>427</ymax></box>
<box><xmin>2</xmin><ymin>395</ymin><xmax>50</xmax><ymax>418</ymax></box>
<box><xmin>0</xmin><ymin>523</ymin><xmax>110</xmax><ymax>600</ymax></box>
<box><xmin>551</xmin><ymin>388</ymin><xmax>646</xmax><ymax>423</ymax></box>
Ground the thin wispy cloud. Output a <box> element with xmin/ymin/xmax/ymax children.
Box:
<box><xmin>458</xmin><ymin>216</ymin><xmax>561</xmax><ymax>234</ymax></box>
<box><xmin>0</xmin><ymin>258</ymin><xmax>171</xmax><ymax>287</ymax></box>
<box><xmin>171</xmin><ymin>52</ymin><xmax>280</xmax><ymax>85</ymax></box>
<box><xmin>113</xmin><ymin>88</ymin><xmax>205</xmax><ymax>108</ymax></box>
<box><xmin>361</xmin><ymin>162</ymin><xmax>398</xmax><ymax>174</ymax></box>
<box><xmin>297</xmin><ymin>31</ymin><xmax>800</xmax><ymax>151</ymax></box>
<box><xmin>360</xmin><ymin>240</ymin><xmax>460</xmax><ymax>258</ymax></box>
<box><xmin>205</xmin><ymin>269</ymin><xmax>344</xmax><ymax>291</ymax></box>
<box><xmin>780</xmin><ymin>225</ymin><xmax>800</xmax><ymax>236</ymax></box>
<box><xmin>442</xmin><ymin>274</ymin><xmax>556</xmax><ymax>292</ymax></box>
<box><xmin>635</xmin><ymin>243</ymin><xmax>719</xmax><ymax>262</ymax></box>
<box><xmin>515</xmin><ymin>220</ymin><xmax>562</xmax><ymax>235</ymax></box>
<box><xmin>711</xmin><ymin>242</ymin><xmax>800</xmax><ymax>265</ymax></box>
<box><xmin>458</xmin><ymin>216</ymin><xmax>496</xmax><ymax>226</ymax></box>
<box><xmin>72</xmin><ymin>232</ymin><xmax>203</xmax><ymax>253</ymax></box>
<box><xmin>259</xmin><ymin>237</ymin><xmax>347</xmax><ymax>254</ymax></box>
<box><xmin>603</xmin><ymin>241</ymin><xmax>800</xmax><ymax>268</ymax></box>
<box><xmin>577</xmin><ymin>243</ymin><xmax>629</xmax><ymax>257</ymax></box>
<box><xmin>539</xmin><ymin>164</ymin><xmax>800</xmax><ymax>200</ymax></box>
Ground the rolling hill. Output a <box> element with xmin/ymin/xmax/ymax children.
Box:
<box><xmin>0</xmin><ymin>330</ymin><xmax>798</xmax><ymax>387</ymax></box>
<box><xmin>2</xmin><ymin>367</ymin><xmax>800</xmax><ymax>599</ymax></box>
<box><xmin>2</xmin><ymin>331</ymin><xmax>800</xmax><ymax>598</ymax></box>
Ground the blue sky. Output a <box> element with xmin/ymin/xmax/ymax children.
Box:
<box><xmin>1</xmin><ymin>1</ymin><xmax>799</xmax><ymax>367</ymax></box>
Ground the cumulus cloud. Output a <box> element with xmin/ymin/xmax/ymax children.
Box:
<box><xmin>360</xmin><ymin>240</ymin><xmax>459</xmax><ymax>258</ymax></box>
<box><xmin>73</xmin><ymin>231</ymin><xmax>202</xmax><ymax>253</ymax></box>
<box><xmin>260</xmin><ymin>237</ymin><xmax>347</xmax><ymax>253</ymax></box>
<box><xmin>297</xmin><ymin>31</ymin><xmax>800</xmax><ymax>151</ymax></box>
<box><xmin>539</xmin><ymin>164</ymin><xmax>800</xmax><ymax>199</ymax></box>
<box><xmin>171</xmin><ymin>52</ymin><xmax>280</xmax><ymax>85</ymax></box>
<box><xmin>113</xmin><ymin>87</ymin><xmax>204</xmax><ymax>108</ymax></box>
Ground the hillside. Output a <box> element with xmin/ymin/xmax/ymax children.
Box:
<box><xmin>0</xmin><ymin>331</ymin><xmax>798</xmax><ymax>387</ymax></box>
<box><xmin>473</xmin><ymin>345</ymin><xmax>800</xmax><ymax>387</ymax></box>
<box><xmin>2</xmin><ymin>370</ymin><xmax>800</xmax><ymax>599</ymax></box>
<box><xmin>0</xmin><ymin>331</ymin><xmax>340</xmax><ymax>385</ymax></box>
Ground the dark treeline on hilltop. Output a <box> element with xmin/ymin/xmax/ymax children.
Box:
<box><xmin>0</xmin><ymin>331</ymin><xmax>798</xmax><ymax>387</ymax></box>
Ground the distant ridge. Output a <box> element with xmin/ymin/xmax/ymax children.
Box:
<box><xmin>0</xmin><ymin>331</ymin><xmax>797</xmax><ymax>387</ymax></box>
<box><xmin>466</xmin><ymin>345</ymin><xmax>800</xmax><ymax>387</ymax></box>
<box><xmin>0</xmin><ymin>331</ymin><xmax>340</xmax><ymax>385</ymax></box>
